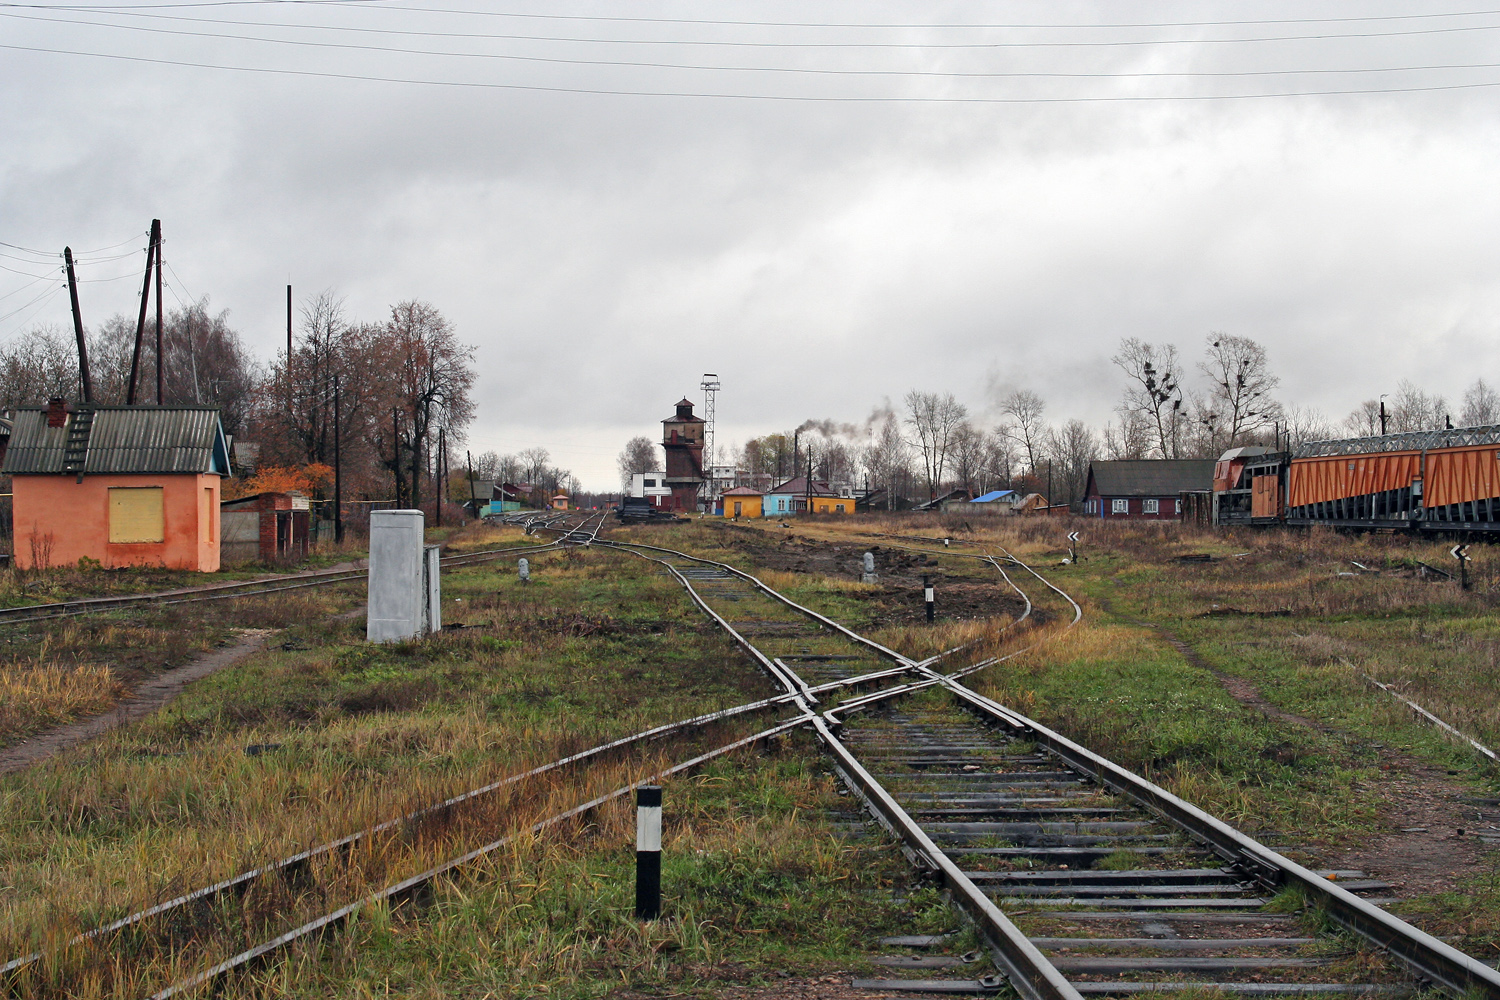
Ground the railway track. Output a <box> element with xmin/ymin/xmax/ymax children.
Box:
<box><xmin>0</xmin><ymin>509</ymin><xmax>607</xmax><ymax>628</ymax></box>
<box><xmin>6</xmin><ymin>521</ymin><xmax>1497</xmax><ymax>997</ymax></box>
<box><xmin>600</xmin><ymin>529</ymin><xmax>1499</xmax><ymax>999</ymax></box>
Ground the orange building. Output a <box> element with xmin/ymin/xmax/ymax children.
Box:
<box><xmin>2</xmin><ymin>402</ymin><xmax>229</xmax><ymax>571</ymax></box>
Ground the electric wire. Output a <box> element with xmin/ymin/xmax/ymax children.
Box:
<box><xmin>0</xmin><ymin>270</ymin><xmax>54</xmax><ymax>306</ymax></box>
<box><xmin>0</xmin><ymin>260</ymin><xmax>60</xmax><ymax>280</ymax></box>
<box><xmin>0</xmin><ymin>285</ymin><xmax>65</xmax><ymax>339</ymax></box>
<box><xmin>7</xmin><ymin>40</ymin><xmax>1500</xmax><ymax>102</ymax></box>
<box><xmin>18</xmin><ymin>4</ymin><xmax>1500</xmax><ymax>52</ymax></box>
<box><xmin>11</xmin><ymin>10</ymin><xmax>1500</xmax><ymax>81</ymax></box>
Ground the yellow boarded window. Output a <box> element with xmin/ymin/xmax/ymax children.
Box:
<box><xmin>202</xmin><ymin>488</ymin><xmax>215</xmax><ymax>543</ymax></box>
<box><xmin>109</xmin><ymin>487</ymin><xmax>165</xmax><ymax>543</ymax></box>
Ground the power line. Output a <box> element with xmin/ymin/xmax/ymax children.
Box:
<box><xmin>7</xmin><ymin>40</ymin><xmax>1500</xmax><ymax>102</ymax></box>
<box><xmin>13</xmin><ymin>6</ymin><xmax>1500</xmax><ymax>51</ymax></box>
<box><xmin>0</xmin><ymin>260</ymin><xmax>60</xmax><ymax>279</ymax></box>
<box><xmin>12</xmin><ymin>10</ymin><xmax>1500</xmax><ymax>80</ymax></box>
<box><xmin>162</xmin><ymin>3</ymin><xmax>1500</xmax><ymax>32</ymax></box>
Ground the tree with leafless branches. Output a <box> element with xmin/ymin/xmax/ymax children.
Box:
<box><xmin>903</xmin><ymin>389</ymin><xmax>967</xmax><ymax>499</ymax></box>
<box><xmin>998</xmin><ymin>389</ymin><xmax>1047</xmax><ymax>476</ymax></box>
<box><xmin>1113</xmin><ymin>337</ymin><xmax>1186</xmax><ymax>458</ymax></box>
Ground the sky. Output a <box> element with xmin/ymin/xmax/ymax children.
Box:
<box><xmin>4</xmin><ymin>2</ymin><xmax>1500</xmax><ymax>490</ymax></box>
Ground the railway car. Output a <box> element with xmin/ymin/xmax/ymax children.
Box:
<box><xmin>1213</xmin><ymin>425</ymin><xmax>1500</xmax><ymax>534</ymax></box>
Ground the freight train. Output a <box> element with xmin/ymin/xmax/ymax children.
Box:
<box><xmin>1213</xmin><ymin>425</ymin><xmax>1500</xmax><ymax>534</ymax></box>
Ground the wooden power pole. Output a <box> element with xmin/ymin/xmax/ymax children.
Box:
<box><xmin>127</xmin><ymin>220</ymin><xmax>160</xmax><ymax>405</ymax></box>
<box><xmin>63</xmin><ymin>247</ymin><xmax>93</xmax><ymax>403</ymax></box>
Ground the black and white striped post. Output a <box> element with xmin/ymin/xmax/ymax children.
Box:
<box><xmin>923</xmin><ymin>574</ymin><xmax>935</xmax><ymax>623</ymax></box>
<box><xmin>635</xmin><ymin>784</ymin><xmax>662</xmax><ymax>920</ymax></box>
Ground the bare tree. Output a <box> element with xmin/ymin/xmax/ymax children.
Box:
<box><xmin>1044</xmin><ymin>419</ymin><xmax>1099</xmax><ymax>505</ymax></box>
<box><xmin>1344</xmin><ymin>399</ymin><xmax>1382</xmax><ymax>437</ymax></box>
<box><xmin>1282</xmin><ymin>405</ymin><xmax>1333</xmax><ymax>448</ymax></box>
<box><xmin>1113</xmin><ymin>338</ymin><xmax>1186</xmax><ymax>458</ymax></box>
<box><xmin>1198</xmin><ymin>332</ymin><xmax>1281</xmax><ymax>447</ymax></box>
<box><xmin>980</xmin><ymin>432</ymin><xmax>1015</xmax><ymax>492</ymax></box>
<box><xmin>1102</xmin><ymin>409</ymin><xmax>1152</xmax><ymax>460</ymax></box>
<box><xmin>903</xmin><ymin>390</ymin><xmax>967</xmax><ymax>497</ymax></box>
<box><xmin>0</xmin><ymin>325</ymin><xmax>80</xmax><ymax>406</ymax></box>
<box><xmin>617</xmin><ymin>436</ymin><xmax>660</xmax><ymax>488</ymax></box>
<box><xmin>386</xmin><ymin>300</ymin><xmax>476</xmax><ymax>509</ymax></box>
<box><xmin>518</xmin><ymin>446</ymin><xmax>552</xmax><ymax>484</ymax></box>
<box><xmin>1460</xmin><ymin>378</ymin><xmax>1500</xmax><ymax>426</ymax></box>
<box><xmin>947</xmin><ymin>422</ymin><xmax>989</xmax><ymax>495</ymax></box>
<box><xmin>998</xmin><ymin>389</ymin><xmax>1047</xmax><ymax>475</ymax></box>
<box><xmin>863</xmin><ymin>405</ymin><xmax>911</xmax><ymax>509</ymax></box>
<box><xmin>1389</xmin><ymin>380</ymin><xmax>1448</xmax><ymax>433</ymax></box>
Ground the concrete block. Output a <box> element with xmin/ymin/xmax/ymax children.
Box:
<box><xmin>367</xmin><ymin>509</ymin><xmax>427</xmax><ymax>642</ymax></box>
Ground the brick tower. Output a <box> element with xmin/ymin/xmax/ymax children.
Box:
<box><xmin>661</xmin><ymin>397</ymin><xmax>705</xmax><ymax>512</ymax></box>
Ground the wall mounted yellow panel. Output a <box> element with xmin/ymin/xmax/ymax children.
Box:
<box><xmin>109</xmin><ymin>487</ymin><xmax>164</xmax><ymax>543</ymax></box>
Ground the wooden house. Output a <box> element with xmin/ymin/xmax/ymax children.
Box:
<box><xmin>2</xmin><ymin>402</ymin><xmax>229</xmax><ymax>571</ymax></box>
<box><xmin>720</xmin><ymin>486</ymin><xmax>763</xmax><ymax>519</ymax></box>
<box><xmin>763</xmin><ymin>476</ymin><xmax>845</xmax><ymax>516</ymax></box>
<box><xmin>1083</xmin><ymin>460</ymin><xmax>1215</xmax><ymax>520</ymax></box>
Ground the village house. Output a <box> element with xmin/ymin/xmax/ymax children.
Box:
<box><xmin>763</xmin><ymin>475</ymin><xmax>846</xmax><ymax>516</ymax></box>
<box><xmin>1083</xmin><ymin>459</ymin><xmax>1216</xmax><ymax>520</ymax></box>
<box><xmin>1</xmin><ymin>401</ymin><xmax>229</xmax><ymax>571</ymax></box>
<box><xmin>720</xmin><ymin>485</ymin><xmax>763</xmax><ymax>519</ymax></box>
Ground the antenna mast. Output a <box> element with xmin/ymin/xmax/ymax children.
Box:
<box><xmin>700</xmin><ymin>373</ymin><xmax>720</xmax><ymax>503</ymax></box>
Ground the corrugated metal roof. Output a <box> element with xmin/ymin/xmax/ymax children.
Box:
<box><xmin>1087</xmin><ymin>460</ymin><xmax>1215</xmax><ymax>497</ymax></box>
<box><xmin>971</xmin><ymin>489</ymin><xmax>1015</xmax><ymax>503</ymax></box>
<box><xmin>0</xmin><ymin>406</ymin><xmax>228</xmax><ymax>475</ymax></box>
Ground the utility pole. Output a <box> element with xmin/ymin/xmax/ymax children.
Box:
<box><xmin>63</xmin><ymin>247</ymin><xmax>93</xmax><ymax>403</ymax></box>
<box><xmin>128</xmin><ymin>220</ymin><xmax>159</xmax><ymax>405</ymax></box>
<box><xmin>467</xmin><ymin>449</ymin><xmax>477</xmax><ymax>519</ymax></box>
<box><xmin>1379</xmin><ymin>397</ymin><xmax>1388</xmax><ymax>436</ymax></box>
<box><xmin>392</xmin><ymin>407</ymin><xmax>403</xmax><ymax>508</ymax></box>
<box><xmin>333</xmin><ymin>371</ymin><xmax>343</xmax><ymax>543</ymax></box>
<box><xmin>286</xmin><ymin>284</ymin><xmax>293</xmax><ymax>366</ymax></box>
<box><xmin>436</xmin><ymin>427</ymin><xmax>445</xmax><ymax>527</ymax></box>
<box><xmin>155</xmin><ymin>226</ymin><xmax>164</xmax><ymax>405</ymax></box>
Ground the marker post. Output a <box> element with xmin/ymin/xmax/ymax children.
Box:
<box><xmin>635</xmin><ymin>785</ymin><xmax>662</xmax><ymax>920</ymax></box>
<box><xmin>923</xmin><ymin>575</ymin><xmax>935</xmax><ymax>623</ymax></box>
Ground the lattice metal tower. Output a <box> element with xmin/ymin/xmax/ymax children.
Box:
<box><xmin>700</xmin><ymin>373</ymin><xmax>720</xmax><ymax>501</ymax></box>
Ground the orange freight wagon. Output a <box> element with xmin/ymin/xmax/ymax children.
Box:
<box><xmin>1284</xmin><ymin>427</ymin><xmax>1500</xmax><ymax>530</ymax></box>
<box><xmin>1</xmin><ymin>401</ymin><xmax>230</xmax><ymax>571</ymax></box>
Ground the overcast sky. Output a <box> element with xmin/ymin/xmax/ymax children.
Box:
<box><xmin>4</xmin><ymin>2</ymin><xmax>1500</xmax><ymax>489</ymax></box>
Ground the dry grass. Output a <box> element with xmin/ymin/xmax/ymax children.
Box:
<box><xmin>0</xmin><ymin>661</ymin><xmax>121</xmax><ymax>742</ymax></box>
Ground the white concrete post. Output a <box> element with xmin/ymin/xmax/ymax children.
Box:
<box><xmin>424</xmin><ymin>544</ymin><xmax>442</xmax><ymax>633</ymax></box>
<box><xmin>367</xmin><ymin>510</ymin><xmax>427</xmax><ymax>642</ymax></box>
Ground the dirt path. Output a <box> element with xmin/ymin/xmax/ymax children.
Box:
<box><xmin>1103</xmin><ymin>600</ymin><xmax>1491</xmax><ymax>902</ymax></box>
<box><xmin>0</xmin><ymin>630</ymin><xmax>274</xmax><ymax>774</ymax></box>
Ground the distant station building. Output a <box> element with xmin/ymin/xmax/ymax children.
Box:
<box><xmin>1</xmin><ymin>401</ymin><xmax>229</xmax><ymax>570</ymax></box>
<box><xmin>630</xmin><ymin>470</ymin><xmax>673</xmax><ymax>508</ymax></box>
<box><xmin>1083</xmin><ymin>459</ymin><xmax>1216</xmax><ymax>520</ymax></box>
<box><xmin>661</xmin><ymin>398</ymin><xmax>706</xmax><ymax>512</ymax></box>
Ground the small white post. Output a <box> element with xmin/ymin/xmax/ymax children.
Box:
<box><xmin>635</xmin><ymin>785</ymin><xmax>662</xmax><ymax>920</ymax></box>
